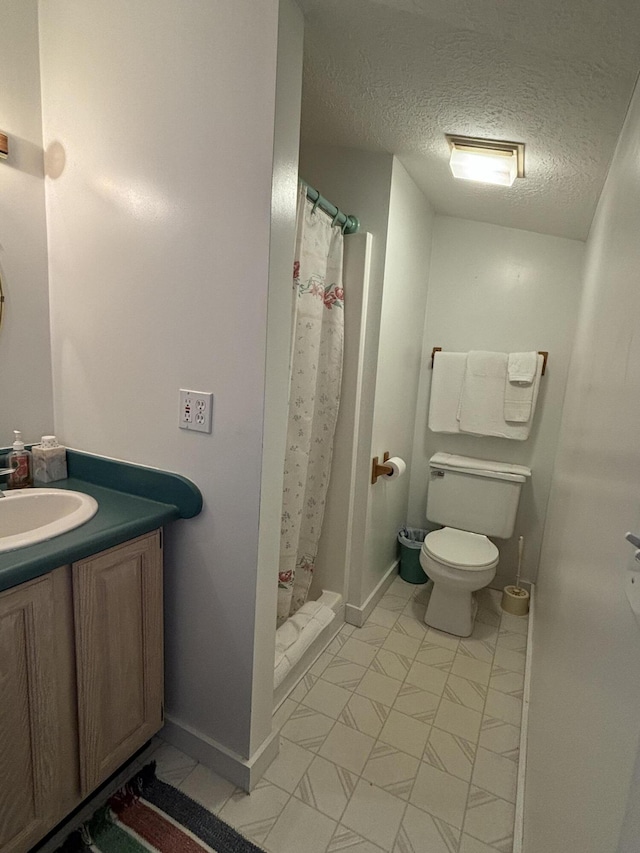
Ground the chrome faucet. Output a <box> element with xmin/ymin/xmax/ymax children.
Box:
<box><xmin>0</xmin><ymin>466</ymin><xmax>13</xmax><ymax>495</ymax></box>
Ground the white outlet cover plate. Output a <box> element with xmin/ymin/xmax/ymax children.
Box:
<box><xmin>179</xmin><ymin>389</ymin><xmax>213</xmax><ymax>434</ymax></box>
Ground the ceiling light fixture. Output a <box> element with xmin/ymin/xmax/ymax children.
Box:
<box><xmin>446</xmin><ymin>135</ymin><xmax>525</xmax><ymax>187</ymax></box>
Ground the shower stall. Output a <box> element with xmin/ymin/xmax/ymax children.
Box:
<box><xmin>274</xmin><ymin>183</ymin><xmax>370</xmax><ymax>706</ymax></box>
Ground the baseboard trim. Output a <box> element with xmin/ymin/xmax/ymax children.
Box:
<box><xmin>514</xmin><ymin>581</ymin><xmax>535</xmax><ymax>853</ymax></box>
<box><xmin>345</xmin><ymin>559</ymin><xmax>399</xmax><ymax>628</ymax></box>
<box><xmin>162</xmin><ymin>715</ymin><xmax>279</xmax><ymax>793</ymax></box>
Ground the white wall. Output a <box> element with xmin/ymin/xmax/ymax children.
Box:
<box><xmin>253</xmin><ymin>0</ymin><xmax>304</xmax><ymax>746</ymax></box>
<box><xmin>525</xmin><ymin>76</ymin><xmax>640</xmax><ymax>853</ymax></box>
<box><xmin>0</xmin><ymin>0</ymin><xmax>53</xmax><ymax>445</ymax></box>
<box><xmin>312</xmin><ymin>232</ymin><xmax>372</xmax><ymax>602</ymax></box>
<box><xmin>361</xmin><ymin>160</ymin><xmax>434</xmax><ymax>603</ymax></box>
<box><xmin>39</xmin><ymin>0</ymin><xmax>283</xmax><ymax>768</ymax></box>
<box><xmin>618</xmin><ymin>745</ymin><xmax>640</xmax><ymax>853</ymax></box>
<box><xmin>408</xmin><ymin>218</ymin><xmax>584</xmax><ymax>587</ymax></box>
<box><xmin>297</xmin><ymin>148</ymin><xmax>435</xmax><ymax>609</ymax></box>
<box><xmin>297</xmin><ymin>144</ymin><xmax>393</xmax><ymax>607</ymax></box>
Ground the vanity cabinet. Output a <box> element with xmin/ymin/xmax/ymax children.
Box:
<box><xmin>0</xmin><ymin>530</ymin><xmax>163</xmax><ymax>853</ymax></box>
<box><xmin>73</xmin><ymin>531</ymin><xmax>163</xmax><ymax>795</ymax></box>
<box><xmin>0</xmin><ymin>573</ymin><xmax>61</xmax><ymax>853</ymax></box>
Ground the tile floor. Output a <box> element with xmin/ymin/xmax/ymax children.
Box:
<box><xmin>152</xmin><ymin>578</ymin><xmax>529</xmax><ymax>853</ymax></box>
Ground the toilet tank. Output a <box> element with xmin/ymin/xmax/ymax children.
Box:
<box><xmin>426</xmin><ymin>453</ymin><xmax>531</xmax><ymax>539</ymax></box>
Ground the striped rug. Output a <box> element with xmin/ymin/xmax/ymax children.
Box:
<box><xmin>56</xmin><ymin>763</ymin><xmax>265</xmax><ymax>853</ymax></box>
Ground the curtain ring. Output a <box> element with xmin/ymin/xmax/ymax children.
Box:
<box><xmin>332</xmin><ymin>210</ymin><xmax>341</xmax><ymax>227</ymax></box>
<box><xmin>341</xmin><ymin>217</ymin><xmax>349</xmax><ymax>234</ymax></box>
<box><xmin>311</xmin><ymin>197</ymin><xmax>320</xmax><ymax>215</ymax></box>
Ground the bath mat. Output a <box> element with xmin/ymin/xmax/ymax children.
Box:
<box><xmin>55</xmin><ymin>762</ymin><xmax>265</xmax><ymax>853</ymax></box>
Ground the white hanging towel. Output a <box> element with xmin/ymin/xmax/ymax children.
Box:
<box><xmin>428</xmin><ymin>351</ymin><xmax>468</xmax><ymax>433</ymax></box>
<box><xmin>504</xmin><ymin>354</ymin><xmax>543</xmax><ymax>422</ymax></box>
<box><xmin>458</xmin><ymin>351</ymin><xmax>539</xmax><ymax>440</ymax></box>
<box><xmin>507</xmin><ymin>351</ymin><xmax>538</xmax><ymax>385</ymax></box>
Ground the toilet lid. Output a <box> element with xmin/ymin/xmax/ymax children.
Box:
<box><xmin>423</xmin><ymin>527</ymin><xmax>499</xmax><ymax>570</ymax></box>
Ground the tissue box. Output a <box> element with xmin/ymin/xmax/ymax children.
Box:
<box><xmin>33</xmin><ymin>444</ymin><xmax>67</xmax><ymax>482</ymax></box>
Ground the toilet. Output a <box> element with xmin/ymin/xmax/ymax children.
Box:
<box><xmin>420</xmin><ymin>453</ymin><xmax>531</xmax><ymax>637</ymax></box>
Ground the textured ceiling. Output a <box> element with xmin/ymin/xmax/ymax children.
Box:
<box><xmin>298</xmin><ymin>0</ymin><xmax>640</xmax><ymax>240</ymax></box>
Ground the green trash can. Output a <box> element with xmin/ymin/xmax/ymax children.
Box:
<box><xmin>398</xmin><ymin>527</ymin><xmax>429</xmax><ymax>584</ymax></box>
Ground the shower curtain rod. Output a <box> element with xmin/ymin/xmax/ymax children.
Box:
<box><xmin>302</xmin><ymin>181</ymin><xmax>360</xmax><ymax>235</ymax></box>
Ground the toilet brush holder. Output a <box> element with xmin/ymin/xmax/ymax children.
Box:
<box><xmin>501</xmin><ymin>534</ymin><xmax>529</xmax><ymax>615</ymax></box>
<box><xmin>501</xmin><ymin>585</ymin><xmax>530</xmax><ymax>616</ymax></box>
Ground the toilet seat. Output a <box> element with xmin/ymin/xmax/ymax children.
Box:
<box><xmin>423</xmin><ymin>527</ymin><xmax>498</xmax><ymax>571</ymax></box>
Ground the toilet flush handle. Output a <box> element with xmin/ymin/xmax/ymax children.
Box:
<box><xmin>624</xmin><ymin>532</ymin><xmax>640</xmax><ymax>567</ymax></box>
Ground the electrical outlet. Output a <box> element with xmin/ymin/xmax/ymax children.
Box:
<box><xmin>179</xmin><ymin>389</ymin><xmax>213</xmax><ymax>433</ymax></box>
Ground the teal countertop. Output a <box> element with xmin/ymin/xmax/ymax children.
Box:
<box><xmin>0</xmin><ymin>450</ymin><xmax>203</xmax><ymax>593</ymax></box>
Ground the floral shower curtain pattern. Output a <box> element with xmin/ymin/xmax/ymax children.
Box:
<box><xmin>277</xmin><ymin>186</ymin><xmax>345</xmax><ymax>625</ymax></box>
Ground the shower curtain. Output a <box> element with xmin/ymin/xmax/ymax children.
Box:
<box><xmin>277</xmin><ymin>186</ymin><xmax>345</xmax><ymax>626</ymax></box>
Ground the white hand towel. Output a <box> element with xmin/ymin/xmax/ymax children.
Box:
<box><xmin>508</xmin><ymin>351</ymin><xmax>538</xmax><ymax>385</ymax></box>
<box><xmin>504</xmin><ymin>354</ymin><xmax>543</xmax><ymax>422</ymax></box>
<box><xmin>428</xmin><ymin>352</ymin><xmax>467</xmax><ymax>433</ymax></box>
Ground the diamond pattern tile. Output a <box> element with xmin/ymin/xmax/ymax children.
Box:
<box><xmin>371</xmin><ymin>649</ymin><xmax>413</xmax><ymax>682</ymax></box>
<box><xmin>218</xmin><ymin>778</ymin><xmax>290</xmax><ymax>845</ymax></box>
<box><xmin>339</xmin><ymin>692</ymin><xmax>391</xmax><ymax>738</ymax></box>
<box><xmin>295</xmin><ymin>755</ymin><xmax>358</xmax><ymax>819</ymax></box>
<box><xmin>166</xmin><ymin>577</ymin><xmax>529</xmax><ymax>853</ymax></box>
<box><xmin>464</xmin><ymin>787</ymin><xmax>516</xmax><ymax>852</ymax></box>
<box><xmin>362</xmin><ymin>742</ymin><xmax>420</xmax><ymax>800</ymax></box>
<box><xmin>396</xmin><ymin>804</ymin><xmax>460</xmax><ymax>853</ymax></box>
<box><xmin>393</xmin><ymin>683</ymin><xmax>441</xmax><ymax>724</ymax></box>
<box><xmin>424</xmin><ymin>727</ymin><xmax>477</xmax><ymax>782</ymax></box>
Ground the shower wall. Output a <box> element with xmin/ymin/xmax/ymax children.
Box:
<box><xmin>311</xmin><ymin>231</ymin><xmax>372</xmax><ymax>603</ymax></box>
<box><xmin>360</xmin><ymin>160</ymin><xmax>434</xmax><ymax>610</ymax></box>
<box><xmin>299</xmin><ymin>144</ymin><xmax>434</xmax><ymax>619</ymax></box>
<box><xmin>300</xmin><ymin>145</ymin><xmax>393</xmax><ymax>611</ymax></box>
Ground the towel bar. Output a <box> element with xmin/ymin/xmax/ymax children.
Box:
<box><xmin>431</xmin><ymin>347</ymin><xmax>548</xmax><ymax>376</ymax></box>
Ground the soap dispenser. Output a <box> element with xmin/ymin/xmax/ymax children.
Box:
<box><xmin>7</xmin><ymin>430</ymin><xmax>34</xmax><ymax>489</ymax></box>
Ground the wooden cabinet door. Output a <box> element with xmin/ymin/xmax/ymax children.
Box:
<box><xmin>0</xmin><ymin>575</ymin><xmax>58</xmax><ymax>853</ymax></box>
<box><xmin>73</xmin><ymin>530</ymin><xmax>163</xmax><ymax>795</ymax></box>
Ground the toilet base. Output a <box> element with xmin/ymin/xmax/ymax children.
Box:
<box><xmin>424</xmin><ymin>584</ymin><xmax>478</xmax><ymax>637</ymax></box>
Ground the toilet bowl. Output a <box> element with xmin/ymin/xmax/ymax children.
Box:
<box><xmin>421</xmin><ymin>453</ymin><xmax>530</xmax><ymax>637</ymax></box>
<box><xmin>420</xmin><ymin>527</ymin><xmax>499</xmax><ymax>637</ymax></box>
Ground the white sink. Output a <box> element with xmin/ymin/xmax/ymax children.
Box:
<box><xmin>0</xmin><ymin>488</ymin><xmax>99</xmax><ymax>554</ymax></box>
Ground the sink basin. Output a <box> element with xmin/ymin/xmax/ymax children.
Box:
<box><xmin>0</xmin><ymin>488</ymin><xmax>99</xmax><ymax>554</ymax></box>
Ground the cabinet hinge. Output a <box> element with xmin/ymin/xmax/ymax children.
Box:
<box><xmin>159</xmin><ymin>529</ymin><xmax>163</xmax><ymax>550</ymax></box>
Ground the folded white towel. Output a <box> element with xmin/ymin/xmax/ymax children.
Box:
<box><xmin>504</xmin><ymin>354</ymin><xmax>543</xmax><ymax>423</ymax></box>
<box><xmin>274</xmin><ymin>602</ymin><xmax>336</xmax><ymax>689</ymax></box>
<box><xmin>458</xmin><ymin>351</ymin><xmax>539</xmax><ymax>440</ymax></box>
<box><xmin>458</xmin><ymin>351</ymin><xmax>509</xmax><ymax>436</ymax></box>
<box><xmin>431</xmin><ymin>452</ymin><xmax>531</xmax><ymax>478</ymax></box>
<box><xmin>428</xmin><ymin>352</ymin><xmax>468</xmax><ymax>433</ymax></box>
<box><xmin>508</xmin><ymin>352</ymin><xmax>538</xmax><ymax>385</ymax></box>
<box><xmin>275</xmin><ymin>619</ymin><xmax>301</xmax><ymax>656</ymax></box>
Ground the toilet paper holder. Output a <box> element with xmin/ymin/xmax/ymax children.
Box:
<box><xmin>371</xmin><ymin>451</ymin><xmax>393</xmax><ymax>484</ymax></box>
